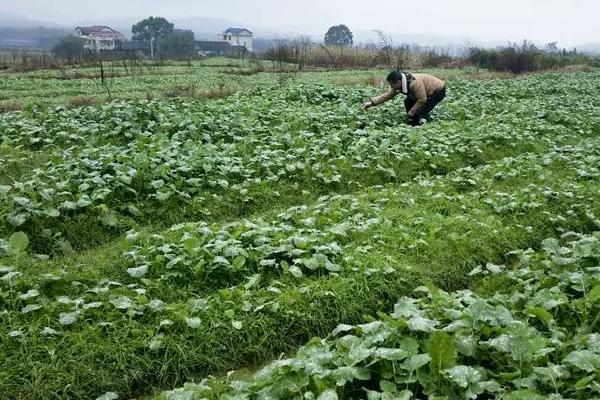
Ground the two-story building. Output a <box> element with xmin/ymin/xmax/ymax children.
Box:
<box><xmin>220</xmin><ymin>28</ymin><xmax>253</xmax><ymax>52</ymax></box>
<box><xmin>75</xmin><ymin>26</ymin><xmax>125</xmax><ymax>52</ymax></box>
<box><xmin>197</xmin><ymin>27</ymin><xmax>254</xmax><ymax>56</ymax></box>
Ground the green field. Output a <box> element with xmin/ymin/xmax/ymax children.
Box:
<box><xmin>1</xmin><ymin>64</ymin><xmax>600</xmax><ymax>399</ymax></box>
<box><xmin>0</xmin><ymin>58</ymin><xmax>503</xmax><ymax>108</ymax></box>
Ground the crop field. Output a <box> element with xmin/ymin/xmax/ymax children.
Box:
<box><xmin>1</xmin><ymin>67</ymin><xmax>600</xmax><ymax>399</ymax></box>
<box><xmin>0</xmin><ymin>58</ymin><xmax>501</xmax><ymax>108</ymax></box>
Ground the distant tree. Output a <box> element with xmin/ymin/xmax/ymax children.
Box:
<box><xmin>160</xmin><ymin>30</ymin><xmax>196</xmax><ymax>59</ymax></box>
<box><xmin>545</xmin><ymin>42</ymin><xmax>558</xmax><ymax>53</ymax></box>
<box><xmin>324</xmin><ymin>25</ymin><xmax>353</xmax><ymax>47</ymax></box>
<box><xmin>51</xmin><ymin>35</ymin><xmax>84</xmax><ymax>61</ymax></box>
<box><xmin>132</xmin><ymin>16</ymin><xmax>174</xmax><ymax>57</ymax></box>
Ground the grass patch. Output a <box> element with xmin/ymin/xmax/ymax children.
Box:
<box><xmin>65</xmin><ymin>96</ymin><xmax>107</xmax><ymax>109</ymax></box>
<box><xmin>0</xmin><ymin>100</ymin><xmax>23</xmax><ymax>113</ymax></box>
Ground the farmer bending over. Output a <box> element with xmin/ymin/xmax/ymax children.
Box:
<box><xmin>362</xmin><ymin>70</ymin><xmax>446</xmax><ymax>126</ymax></box>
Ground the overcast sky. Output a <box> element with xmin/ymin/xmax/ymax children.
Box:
<box><xmin>2</xmin><ymin>0</ymin><xmax>599</xmax><ymax>46</ymax></box>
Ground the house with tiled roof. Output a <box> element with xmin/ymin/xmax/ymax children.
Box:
<box><xmin>220</xmin><ymin>28</ymin><xmax>253</xmax><ymax>52</ymax></box>
<box><xmin>197</xmin><ymin>27</ymin><xmax>253</xmax><ymax>55</ymax></box>
<box><xmin>75</xmin><ymin>26</ymin><xmax>125</xmax><ymax>52</ymax></box>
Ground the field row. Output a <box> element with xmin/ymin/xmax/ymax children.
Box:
<box><xmin>3</xmin><ymin>130</ymin><xmax>600</xmax><ymax>398</ymax></box>
<box><xmin>2</xmin><ymin>73</ymin><xmax>598</xmax><ymax>255</ymax></box>
<box><xmin>158</xmin><ymin>228</ymin><xmax>600</xmax><ymax>400</ymax></box>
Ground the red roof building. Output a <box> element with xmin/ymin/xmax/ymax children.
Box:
<box><xmin>75</xmin><ymin>26</ymin><xmax>125</xmax><ymax>52</ymax></box>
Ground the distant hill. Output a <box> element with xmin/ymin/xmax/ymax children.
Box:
<box><xmin>0</xmin><ymin>14</ymin><xmax>61</xmax><ymax>29</ymax></box>
<box><xmin>0</xmin><ymin>15</ymin><xmax>68</xmax><ymax>50</ymax></box>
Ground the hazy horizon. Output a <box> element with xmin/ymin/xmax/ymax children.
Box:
<box><xmin>1</xmin><ymin>0</ymin><xmax>600</xmax><ymax>47</ymax></box>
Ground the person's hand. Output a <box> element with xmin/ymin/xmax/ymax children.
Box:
<box><xmin>361</xmin><ymin>101</ymin><xmax>373</xmax><ymax>110</ymax></box>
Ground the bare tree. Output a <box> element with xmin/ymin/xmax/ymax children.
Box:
<box><xmin>292</xmin><ymin>36</ymin><xmax>312</xmax><ymax>71</ymax></box>
<box><xmin>373</xmin><ymin>30</ymin><xmax>406</xmax><ymax>69</ymax></box>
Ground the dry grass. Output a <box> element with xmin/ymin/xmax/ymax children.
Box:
<box><xmin>66</xmin><ymin>96</ymin><xmax>107</xmax><ymax>108</ymax></box>
<box><xmin>0</xmin><ymin>100</ymin><xmax>23</xmax><ymax>113</ymax></box>
<box><xmin>201</xmin><ymin>86</ymin><xmax>237</xmax><ymax>99</ymax></box>
<box><xmin>443</xmin><ymin>70</ymin><xmax>515</xmax><ymax>81</ymax></box>
<box><xmin>163</xmin><ymin>86</ymin><xmax>196</xmax><ymax>99</ymax></box>
<box><xmin>337</xmin><ymin>76</ymin><xmax>384</xmax><ymax>87</ymax></box>
<box><xmin>550</xmin><ymin>64</ymin><xmax>593</xmax><ymax>73</ymax></box>
<box><xmin>222</xmin><ymin>66</ymin><xmax>265</xmax><ymax>76</ymax></box>
<box><xmin>222</xmin><ymin>66</ymin><xmax>302</xmax><ymax>76</ymax></box>
<box><xmin>163</xmin><ymin>85</ymin><xmax>237</xmax><ymax>100</ymax></box>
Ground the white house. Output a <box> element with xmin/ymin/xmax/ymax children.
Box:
<box><xmin>219</xmin><ymin>28</ymin><xmax>253</xmax><ymax>52</ymax></box>
<box><xmin>75</xmin><ymin>26</ymin><xmax>125</xmax><ymax>52</ymax></box>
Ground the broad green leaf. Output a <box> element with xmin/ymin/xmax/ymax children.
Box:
<box><xmin>332</xmin><ymin>324</ymin><xmax>354</xmax><ymax>336</ymax></box>
<box><xmin>98</xmin><ymin>211</ymin><xmax>119</xmax><ymax>227</ymax></box>
<box><xmin>41</xmin><ymin>327</ymin><xmax>60</xmax><ymax>336</ymax></box>
<box><xmin>407</xmin><ymin>316</ymin><xmax>437</xmax><ymax>332</ymax></box>
<box><xmin>21</xmin><ymin>304</ymin><xmax>42</xmax><ymax>313</ymax></box>
<box><xmin>564</xmin><ymin>350</ymin><xmax>600</xmax><ymax>373</ymax></box>
<box><xmin>587</xmin><ymin>333</ymin><xmax>600</xmax><ymax>353</ymax></box>
<box><xmin>503</xmin><ymin>390</ymin><xmax>545</xmax><ymax>400</ymax></box>
<box><xmin>8</xmin><ymin>213</ymin><xmax>27</xmax><ymax>227</ymax></box>
<box><xmin>289</xmin><ymin>265</ymin><xmax>303</xmax><ymax>278</ymax></box>
<box><xmin>317</xmin><ymin>389</ymin><xmax>338</xmax><ymax>400</ymax></box>
<box><xmin>379</xmin><ymin>380</ymin><xmax>396</xmax><ymax>394</ymax></box>
<box><xmin>574</xmin><ymin>375</ymin><xmax>594</xmax><ymax>390</ymax></box>
<box><xmin>96</xmin><ymin>392</ymin><xmax>119</xmax><ymax>400</ymax></box>
<box><xmin>444</xmin><ymin>365</ymin><xmax>481</xmax><ymax>388</ymax></box>
<box><xmin>374</xmin><ymin>348</ymin><xmax>408</xmax><ymax>361</ymax></box>
<box><xmin>187</xmin><ymin>298</ymin><xmax>208</xmax><ymax>312</ymax></box>
<box><xmin>402</xmin><ymin>354</ymin><xmax>431</xmax><ymax>371</ymax></box>
<box><xmin>9</xmin><ymin>231</ymin><xmax>29</xmax><ymax>252</ymax></box>
<box><xmin>58</xmin><ymin>311</ymin><xmax>79</xmax><ymax>325</ymax></box>
<box><xmin>330</xmin><ymin>366</ymin><xmax>370</xmax><ymax>385</ymax></box>
<box><xmin>527</xmin><ymin>307</ymin><xmax>553</xmax><ymax>325</ymax></box>
<box><xmin>392</xmin><ymin>297</ymin><xmax>421</xmax><ymax>319</ymax></box>
<box><xmin>110</xmin><ymin>296</ymin><xmax>135</xmax><ymax>310</ymax></box>
<box><xmin>232</xmin><ymin>320</ymin><xmax>243</xmax><ymax>330</ymax></box>
<box><xmin>585</xmin><ymin>285</ymin><xmax>600</xmax><ymax>303</ymax></box>
<box><xmin>148</xmin><ymin>335</ymin><xmax>164</xmax><ymax>351</ymax></box>
<box><xmin>185</xmin><ymin>317</ymin><xmax>201</xmax><ymax>329</ymax></box>
<box><xmin>233</xmin><ymin>255</ymin><xmax>246</xmax><ymax>268</ymax></box>
<box><xmin>127</xmin><ymin>265</ymin><xmax>149</xmax><ymax>278</ymax></box>
<box><xmin>43</xmin><ymin>208</ymin><xmax>60</xmax><ymax>217</ymax></box>
<box><xmin>19</xmin><ymin>289</ymin><xmax>39</xmax><ymax>299</ymax></box>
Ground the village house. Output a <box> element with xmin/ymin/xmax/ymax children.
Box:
<box><xmin>197</xmin><ymin>27</ymin><xmax>254</xmax><ymax>56</ymax></box>
<box><xmin>220</xmin><ymin>28</ymin><xmax>253</xmax><ymax>52</ymax></box>
<box><xmin>75</xmin><ymin>26</ymin><xmax>125</xmax><ymax>52</ymax></box>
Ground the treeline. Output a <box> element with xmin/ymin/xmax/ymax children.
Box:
<box><xmin>263</xmin><ymin>39</ymin><xmax>455</xmax><ymax>70</ymax></box>
<box><xmin>262</xmin><ymin>39</ymin><xmax>599</xmax><ymax>72</ymax></box>
<box><xmin>261</xmin><ymin>28</ymin><xmax>599</xmax><ymax>71</ymax></box>
<box><xmin>468</xmin><ymin>41</ymin><xmax>600</xmax><ymax>73</ymax></box>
